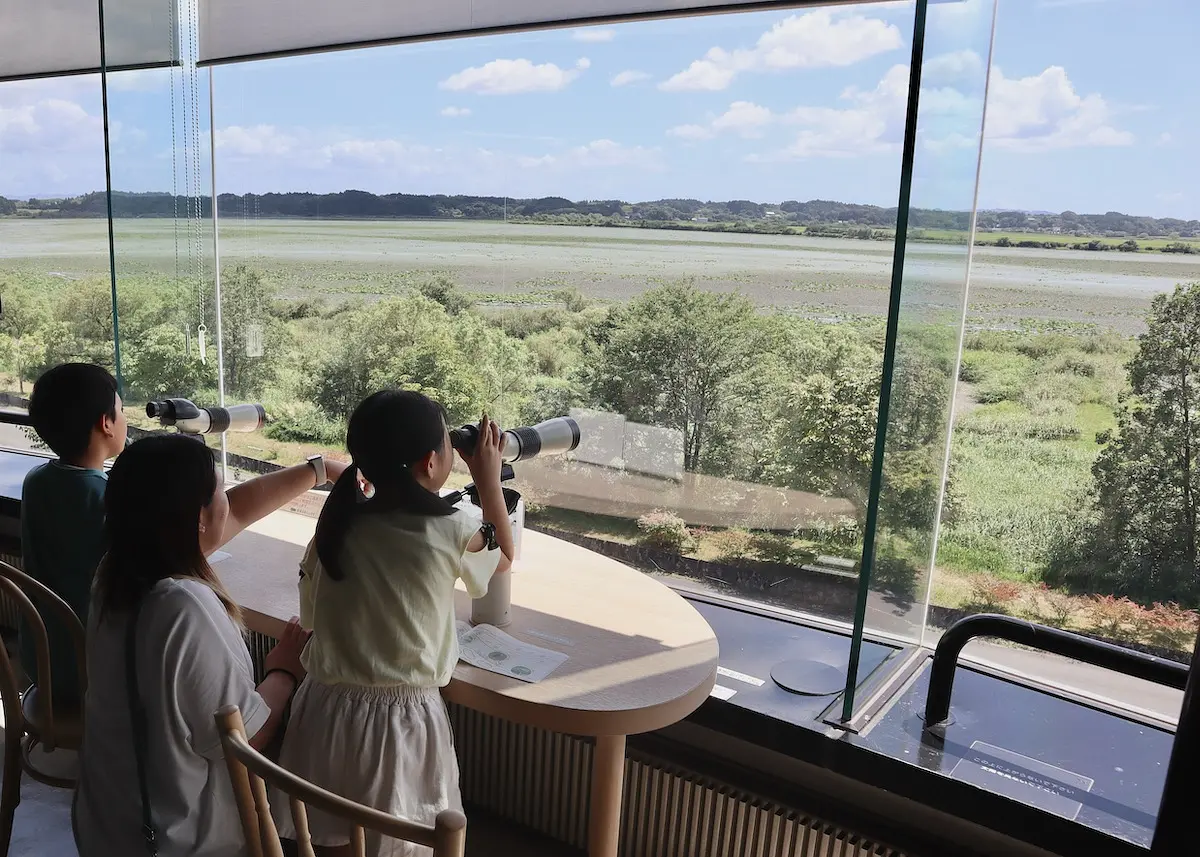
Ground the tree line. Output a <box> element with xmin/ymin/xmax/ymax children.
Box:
<box><xmin>4</xmin><ymin>191</ymin><xmax>1198</xmax><ymax>239</ymax></box>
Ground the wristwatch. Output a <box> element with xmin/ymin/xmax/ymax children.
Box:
<box><xmin>306</xmin><ymin>454</ymin><xmax>328</xmax><ymax>488</ymax></box>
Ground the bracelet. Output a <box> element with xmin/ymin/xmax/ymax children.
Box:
<box><xmin>263</xmin><ymin>667</ymin><xmax>301</xmax><ymax>691</ymax></box>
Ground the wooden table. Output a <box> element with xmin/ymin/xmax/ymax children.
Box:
<box><xmin>218</xmin><ymin>508</ymin><xmax>719</xmax><ymax>857</ymax></box>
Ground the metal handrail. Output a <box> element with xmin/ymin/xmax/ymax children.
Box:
<box><xmin>0</xmin><ymin>411</ymin><xmax>31</xmax><ymax>427</ymax></box>
<box><xmin>923</xmin><ymin>613</ymin><xmax>1189</xmax><ymax>728</ymax></box>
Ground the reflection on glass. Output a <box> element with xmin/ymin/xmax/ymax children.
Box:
<box><xmin>843</xmin><ymin>0</ymin><xmax>996</xmax><ymax>716</ymax></box>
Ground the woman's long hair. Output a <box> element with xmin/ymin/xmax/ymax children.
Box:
<box><xmin>95</xmin><ymin>434</ymin><xmax>242</xmax><ymax>623</ymax></box>
<box><xmin>315</xmin><ymin>389</ymin><xmax>455</xmax><ymax>581</ymax></box>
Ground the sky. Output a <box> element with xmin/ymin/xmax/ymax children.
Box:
<box><xmin>1</xmin><ymin>0</ymin><xmax>1197</xmax><ymax>217</ymax></box>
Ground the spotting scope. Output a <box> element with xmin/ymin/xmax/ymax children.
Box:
<box><xmin>449</xmin><ymin>417</ymin><xmax>580</xmax><ymax>463</ymax></box>
<box><xmin>146</xmin><ymin>398</ymin><xmax>267</xmax><ymax>434</ymax></box>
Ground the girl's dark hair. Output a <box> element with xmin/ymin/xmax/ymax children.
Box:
<box><xmin>95</xmin><ymin>434</ymin><xmax>241</xmax><ymax>622</ymax></box>
<box><xmin>315</xmin><ymin>389</ymin><xmax>455</xmax><ymax>581</ymax></box>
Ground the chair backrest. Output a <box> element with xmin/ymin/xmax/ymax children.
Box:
<box><xmin>0</xmin><ymin>562</ymin><xmax>87</xmax><ymax>742</ymax></box>
<box><xmin>215</xmin><ymin>705</ymin><xmax>467</xmax><ymax>857</ymax></box>
<box><xmin>0</xmin><ymin>578</ymin><xmax>31</xmax><ymax>745</ymax></box>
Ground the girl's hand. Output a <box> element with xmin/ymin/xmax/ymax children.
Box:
<box><xmin>459</xmin><ymin>413</ymin><xmax>503</xmax><ymax>484</ymax></box>
<box><xmin>264</xmin><ymin>617</ymin><xmax>310</xmax><ymax>684</ymax></box>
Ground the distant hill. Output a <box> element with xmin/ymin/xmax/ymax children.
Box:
<box><xmin>3</xmin><ymin>190</ymin><xmax>1199</xmax><ymax>239</ymax></box>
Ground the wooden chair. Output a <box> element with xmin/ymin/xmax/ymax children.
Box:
<box><xmin>215</xmin><ymin>705</ymin><xmax>468</xmax><ymax>857</ymax></box>
<box><xmin>0</xmin><ymin>563</ymin><xmax>87</xmax><ymax>855</ymax></box>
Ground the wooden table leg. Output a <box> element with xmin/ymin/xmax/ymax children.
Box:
<box><xmin>588</xmin><ymin>733</ymin><xmax>627</xmax><ymax>857</ymax></box>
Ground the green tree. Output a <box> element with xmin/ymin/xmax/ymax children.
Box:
<box><xmin>417</xmin><ymin>274</ymin><xmax>472</xmax><ymax>316</ymax></box>
<box><xmin>123</xmin><ymin>324</ymin><xmax>216</xmax><ymax>400</ymax></box>
<box><xmin>591</xmin><ymin>282</ymin><xmax>757</xmax><ymax>471</ymax></box>
<box><xmin>313</xmin><ymin>294</ymin><xmax>504</xmax><ymax>423</ymax></box>
<box><xmin>1049</xmin><ymin>282</ymin><xmax>1200</xmax><ymax>604</ymax></box>
<box><xmin>208</xmin><ymin>266</ymin><xmax>285</xmax><ymax>397</ymax></box>
<box><xmin>0</xmin><ymin>283</ymin><xmax>48</xmax><ymax>392</ymax></box>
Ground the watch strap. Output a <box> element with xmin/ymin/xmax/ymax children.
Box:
<box><xmin>307</xmin><ymin>455</ymin><xmax>327</xmax><ymax>487</ymax></box>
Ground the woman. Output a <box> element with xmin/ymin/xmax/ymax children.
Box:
<box><xmin>73</xmin><ymin>434</ymin><xmax>345</xmax><ymax>857</ymax></box>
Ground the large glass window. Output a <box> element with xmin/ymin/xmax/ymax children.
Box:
<box><xmin>209</xmin><ymin>5</ymin><xmax>916</xmax><ymax>647</ymax></box>
<box><xmin>0</xmin><ymin>75</ymin><xmax>111</xmax><ymax>452</ymax></box>
<box><xmin>925</xmin><ymin>0</ymin><xmax>1200</xmax><ymax>722</ymax></box>
<box><xmin>7</xmin><ymin>0</ymin><xmax>1198</xmax><ymax>738</ymax></box>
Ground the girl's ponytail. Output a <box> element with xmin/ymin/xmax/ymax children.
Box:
<box><xmin>313</xmin><ymin>463</ymin><xmax>361</xmax><ymax>582</ymax></box>
<box><xmin>314</xmin><ymin>388</ymin><xmax>456</xmax><ymax>582</ymax></box>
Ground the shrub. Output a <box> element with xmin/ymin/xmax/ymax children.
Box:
<box><xmin>710</xmin><ymin>527</ymin><xmax>754</xmax><ymax>562</ymax></box>
<box><xmin>968</xmin><ymin>576</ymin><xmax>1023</xmax><ymax>613</ymax></box>
<box><xmin>418</xmin><ymin>274</ymin><xmax>472</xmax><ymax>315</ymax></box>
<box><xmin>263</xmin><ymin>401</ymin><xmax>346</xmax><ymax>446</ymax></box>
<box><xmin>750</xmin><ymin>532</ymin><xmax>800</xmax><ymax>566</ymax></box>
<box><xmin>1087</xmin><ymin>595</ymin><xmax>1145</xmax><ymax>637</ymax></box>
<box><xmin>636</xmin><ymin>510</ymin><xmax>693</xmax><ymax>553</ymax></box>
<box><xmin>1033</xmin><ymin>583</ymin><xmax>1077</xmax><ymax>627</ymax></box>
<box><xmin>802</xmin><ymin>515</ymin><xmax>862</xmax><ymax>551</ymax></box>
<box><xmin>555</xmin><ymin>287</ymin><xmax>588</xmax><ymax>313</ymax></box>
<box><xmin>1144</xmin><ymin>603</ymin><xmax>1200</xmax><ymax>652</ymax></box>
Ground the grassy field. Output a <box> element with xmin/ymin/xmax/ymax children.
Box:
<box><xmin>1</xmin><ymin>217</ymin><xmax>1195</xmax><ymax>650</ymax></box>
<box><xmin>6</xmin><ymin>218</ymin><xmax>1200</xmax><ymax>332</ymax></box>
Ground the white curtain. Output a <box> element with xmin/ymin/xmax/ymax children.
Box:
<box><xmin>0</xmin><ymin>0</ymin><xmax>177</xmax><ymax>82</ymax></box>
<box><xmin>197</xmin><ymin>0</ymin><xmax>823</xmax><ymax>65</ymax></box>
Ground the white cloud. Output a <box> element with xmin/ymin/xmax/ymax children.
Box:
<box><xmin>660</xmin><ymin>10</ymin><xmax>902</xmax><ymax>92</ymax></box>
<box><xmin>572</xmin><ymin>28</ymin><xmax>615</xmax><ymax>43</ymax></box>
<box><xmin>214</xmin><ymin>124</ymin><xmax>298</xmax><ymax>158</ymax></box>
<box><xmin>440</xmin><ymin>106</ymin><xmax>471</xmax><ymax>117</ymax></box>
<box><xmin>610</xmin><ymin>70</ymin><xmax>651</xmax><ymax>87</ymax></box>
<box><xmin>671</xmin><ymin>101</ymin><xmax>776</xmax><ymax>141</ymax></box>
<box><xmin>667</xmin><ymin>124</ymin><xmax>714</xmax><ymax>141</ymax></box>
<box><xmin>711</xmin><ymin>101</ymin><xmax>775</xmax><ymax>138</ymax></box>
<box><xmin>0</xmin><ymin>99</ymin><xmax>105</xmax><ymax>154</ymax></box>
<box><xmin>440</xmin><ymin>58</ymin><xmax>590</xmax><ymax>95</ymax></box>
<box><xmin>518</xmin><ymin>139</ymin><xmax>661</xmax><ymax>171</ymax></box>
<box><xmin>734</xmin><ymin>56</ymin><xmax>1130</xmax><ymax>162</ymax></box>
<box><xmin>206</xmin><ymin>124</ymin><xmax>661</xmax><ymax>196</ymax></box>
<box><xmin>986</xmin><ymin>66</ymin><xmax>1133</xmax><ymax>152</ymax></box>
<box><xmin>0</xmin><ymin>82</ymin><xmax>107</xmax><ymax>196</ymax></box>
<box><xmin>922</xmin><ymin>49</ymin><xmax>984</xmax><ymax>88</ymax></box>
<box><xmin>108</xmin><ymin>67</ymin><xmax>171</xmax><ymax>93</ymax></box>
<box><xmin>1158</xmin><ymin>132</ymin><xmax>1174</xmax><ymax>146</ymax></box>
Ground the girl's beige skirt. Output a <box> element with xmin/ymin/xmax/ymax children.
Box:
<box><xmin>270</xmin><ymin>679</ymin><xmax>463</xmax><ymax>857</ymax></box>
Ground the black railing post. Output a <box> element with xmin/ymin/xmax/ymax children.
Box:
<box><xmin>924</xmin><ymin>614</ymin><xmax>1189</xmax><ymax>728</ymax></box>
<box><xmin>1150</xmin><ymin>631</ymin><xmax>1200</xmax><ymax>853</ymax></box>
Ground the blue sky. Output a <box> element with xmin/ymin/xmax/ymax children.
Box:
<box><xmin>1</xmin><ymin>0</ymin><xmax>1197</xmax><ymax>217</ymax></box>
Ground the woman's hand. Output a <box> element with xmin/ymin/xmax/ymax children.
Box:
<box><xmin>458</xmin><ymin>413</ymin><xmax>503</xmax><ymax>486</ymax></box>
<box><xmin>264</xmin><ymin>617</ymin><xmax>310</xmax><ymax>684</ymax></box>
<box><xmin>325</xmin><ymin>458</ymin><xmax>349</xmax><ymax>485</ymax></box>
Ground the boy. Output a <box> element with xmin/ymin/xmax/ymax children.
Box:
<box><xmin>21</xmin><ymin>363</ymin><xmax>127</xmax><ymax>707</ymax></box>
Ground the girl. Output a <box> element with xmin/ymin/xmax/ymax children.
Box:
<box><xmin>273</xmin><ymin>389</ymin><xmax>513</xmax><ymax>856</ymax></box>
<box><xmin>74</xmin><ymin>434</ymin><xmax>345</xmax><ymax>857</ymax></box>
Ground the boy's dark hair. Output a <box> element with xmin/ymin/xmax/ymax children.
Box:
<box><xmin>29</xmin><ymin>363</ymin><xmax>119</xmax><ymax>461</ymax></box>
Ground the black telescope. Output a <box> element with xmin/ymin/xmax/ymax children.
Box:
<box><xmin>147</xmin><ymin>398</ymin><xmax>266</xmax><ymax>434</ymax></box>
<box><xmin>450</xmin><ymin>417</ymin><xmax>580</xmax><ymax>463</ymax></box>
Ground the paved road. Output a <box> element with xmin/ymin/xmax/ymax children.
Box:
<box><xmin>863</xmin><ymin>590</ymin><xmax>1187</xmax><ymax>722</ymax></box>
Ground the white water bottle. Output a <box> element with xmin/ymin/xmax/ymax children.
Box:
<box><xmin>471</xmin><ymin>569</ymin><xmax>511</xmax><ymax>627</ymax></box>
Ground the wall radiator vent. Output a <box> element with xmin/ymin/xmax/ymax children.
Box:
<box><xmin>253</xmin><ymin>630</ymin><xmax>910</xmax><ymax>857</ymax></box>
<box><xmin>447</xmin><ymin>702</ymin><xmax>905</xmax><ymax>857</ymax></box>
